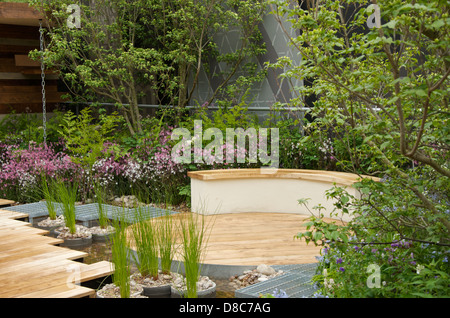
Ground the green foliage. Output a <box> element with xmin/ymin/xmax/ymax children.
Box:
<box><xmin>110</xmin><ymin>213</ymin><xmax>131</xmax><ymax>298</ymax></box>
<box><xmin>29</xmin><ymin>0</ymin><xmax>267</xmax><ymax>134</ymax></box>
<box><xmin>179</xmin><ymin>213</ymin><xmax>209</xmax><ymax>298</ymax></box>
<box><xmin>0</xmin><ymin>110</ymin><xmax>64</xmax><ymax>146</ymax></box>
<box><xmin>156</xmin><ymin>211</ymin><xmax>177</xmax><ymax>275</ymax></box>
<box><xmin>298</xmin><ymin>183</ymin><xmax>450</xmax><ymax>298</ymax></box>
<box><xmin>54</xmin><ymin>179</ymin><xmax>78</xmax><ymax>234</ymax></box>
<box><xmin>93</xmin><ymin>181</ymin><xmax>109</xmax><ymax>229</ymax></box>
<box><xmin>190</xmin><ymin>93</ymin><xmax>260</xmax><ymax>132</ymax></box>
<box><xmin>131</xmin><ymin>207</ymin><xmax>160</xmax><ymax>280</ymax></box>
<box><xmin>178</xmin><ymin>184</ymin><xmax>191</xmax><ymax>208</ymax></box>
<box><xmin>40</xmin><ymin>175</ymin><xmax>57</xmax><ymax>220</ymax></box>
<box><xmin>57</xmin><ymin>107</ymin><xmax>120</xmax><ymax>169</ymax></box>
<box><xmin>270</xmin><ymin>0</ymin><xmax>450</xmax><ymax>297</ymax></box>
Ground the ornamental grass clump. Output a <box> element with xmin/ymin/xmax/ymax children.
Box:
<box><xmin>93</xmin><ymin>182</ymin><xmax>109</xmax><ymax>229</ymax></box>
<box><xmin>54</xmin><ymin>180</ymin><xmax>78</xmax><ymax>235</ymax></box>
<box><xmin>155</xmin><ymin>208</ymin><xmax>176</xmax><ymax>275</ymax></box>
<box><xmin>110</xmin><ymin>213</ymin><xmax>131</xmax><ymax>298</ymax></box>
<box><xmin>179</xmin><ymin>212</ymin><xmax>209</xmax><ymax>298</ymax></box>
<box><xmin>131</xmin><ymin>206</ymin><xmax>159</xmax><ymax>280</ymax></box>
<box><xmin>40</xmin><ymin>175</ymin><xmax>57</xmax><ymax>220</ymax></box>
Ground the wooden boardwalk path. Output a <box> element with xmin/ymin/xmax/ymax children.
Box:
<box><xmin>0</xmin><ymin>209</ymin><xmax>114</xmax><ymax>298</ymax></box>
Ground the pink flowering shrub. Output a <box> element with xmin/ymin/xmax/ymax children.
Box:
<box><xmin>2</xmin><ymin>123</ymin><xmax>272</xmax><ymax>205</ymax></box>
<box><xmin>0</xmin><ymin>142</ymin><xmax>80</xmax><ymax>202</ymax></box>
<box><xmin>88</xmin><ymin>129</ymin><xmax>188</xmax><ymax>203</ymax></box>
<box><xmin>91</xmin><ymin>155</ymin><xmax>128</xmax><ymax>194</ymax></box>
<box><xmin>128</xmin><ymin>128</ymin><xmax>188</xmax><ymax>203</ymax></box>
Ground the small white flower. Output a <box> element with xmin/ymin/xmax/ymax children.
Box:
<box><xmin>416</xmin><ymin>264</ymin><xmax>424</xmax><ymax>274</ymax></box>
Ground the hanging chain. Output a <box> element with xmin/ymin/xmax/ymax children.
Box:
<box><xmin>39</xmin><ymin>19</ymin><xmax>47</xmax><ymax>145</ymax></box>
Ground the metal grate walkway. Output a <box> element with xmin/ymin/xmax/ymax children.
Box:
<box><xmin>1</xmin><ymin>202</ymin><xmax>177</xmax><ymax>226</ymax></box>
<box><xmin>235</xmin><ymin>263</ymin><xmax>319</xmax><ymax>298</ymax></box>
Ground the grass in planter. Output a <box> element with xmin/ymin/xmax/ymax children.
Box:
<box><xmin>155</xmin><ymin>205</ymin><xmax>177</xmax><ymax>275</ymax></box>
<box><xmin>54</xmin><ymin>179</ymin><xmax>78</xmax><ymax>234</ymax></box>
<box><xmin>93</xmin><ymin>182</ymin><xmax>109</xmax><ymax>229</ymax></box>
<box><xmin>40</xmin><ymin>175</ymin><xmax>58</xmax><ymax>220</ymax></box>
<box><xmin>178</xmin><ymin>212</ymin><xmax>211</xmax><ymax>298</ymax></box>
<box><xmin>111</xmin><ymin>212</ymin><xmax>131</xmax><ymax>298</ymax></box>
<box><xmin>131</xmin><ymin>206</ymin><xmax>159</xmax><ymax>280</ymax></box>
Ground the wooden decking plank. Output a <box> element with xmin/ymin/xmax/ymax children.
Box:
<box><xmin>0</xmin><ymin>236</ymin><xmax>63</xmax><ymax>251</ymax></box>
<box><xmin>0</xmin><ymin>220</ymin><xmax>32</xmax><ymax>230</ymax></box>
<box><xmin>0</xmin><ymin>260</ymin><xmax>90</xmax><ymax>286</ymax></box>
<box><xmin>0</xmin><ymin>217</ymin><xmax>30</xmax><ymax>224</ymax></box>
<box><xmin>81</xmin><ymin>261</ymin><xmax>114</xmax><ymax>280</ymax></box>
<box><xmin>0</xmin><ymin>259</ymin><xmax>82</xmax><ymax>281</ymax></box>
<box><xmin>158</xmin><ymin>212</ymin><xmax>324</xmax><ymax>266</ymax></box>
<box><xmin>0</xmin><ymin>226</ymin><xmax>49</xmax><ymax>237</ymax></box>
<box><xmin>203</xmin><ymin>254</ymin><xmax>319</xmax><ymax>266</ymax></box>
<box><xmin>0</xmin><ymin>264</ymin><xmax>86</xmax><ymax>297</ymax></box>
<box><xmin>0</xmin><ymin>234</ymin><xmax>58</xmax><ymax>248</ymax></box>
<box><xmin>0</xmin><ymin>209</ymin><xmax>114</xmax><ymax>298</ymax></box>
<box><xmin>0</xmin><ymin>261</ymin><xmax>113</xmax><ymax>297</ymax></box>
<box><xmin>0</xmin><ymin>261</ymin><xmax>112</xmax><ymax>288</ymax></box>
<box><xmin>0</xmin><ymin>212</ymin><xmax>28</xmax><ymax>219</ymax></box>
<box><xmin>0</xmin><ymin>199</ymin><xmax>15</xmax><ymax>206</ymax></box>
<box><xmin>0</xmin><ymin>226</ymin><xmax>51</xmax><ymax>238</ymax></box>
<box><xmin>0</xmin><ymin>244</ymin><xmax>74</xmax><ymax>263</ymax></box>
<box><xmin>0</xmin><ymin>210</ymin><xmax>28</xmax><ymax>219</ymax></box>
<box><xmin>0</xmin><ymin>249</ymin><xmax>88</xmax><ymax>274</ymax></box>
<box><xmin>18</xmin><ymin>285</ymin><xmax>96</xmax><ymax>298</ymax></box>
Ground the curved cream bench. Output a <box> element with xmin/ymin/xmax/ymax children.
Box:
<box><xmin>188</xmin><ymin>169</ymin><xmax>380</xmax><ymax>222</ymax></box>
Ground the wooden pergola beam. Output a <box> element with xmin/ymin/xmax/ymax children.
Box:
<box><xmin>0</xmin><ymin>2</ymin><xmax>43</xmax><ymax>20</ymax></box>
<box><xmin>0</xmin><ymin>2</ymin><xmax>46</xmax><ymax>27</ymax></box>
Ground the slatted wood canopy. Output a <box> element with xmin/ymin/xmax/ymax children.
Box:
<box><xmin>0</xmin><ymin>209</ymin><xmax>114</xmax><ymax>298</ymax></box>
<box><xmin>0</xmin><ymin>2</ymin><xmax>66</xmax><ymax>115</ymax></box>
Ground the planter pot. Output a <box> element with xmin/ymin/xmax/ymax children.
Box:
<box><xmin>142</xmin><ymin>284</ymin><xmax>171</xmax><ymax>298</ymax></box>
<box><xmin>36</xmin><ymin>217</ymin><xmax>65</xmax><ymax>237</ymax></box>
<box><xmin>89</xmin><ymin>226</ymin><xmax>115</xmax><ymax>243</ymax></box>
<box><xmin>92</xmin><ymin>231</ymin><xmax>115</xmax><ymax>243</ymax></box>
<box><xmin>170</xmin><ymin>282</ymin><xmax>216</xmax><ymax>298</ymax></box>
<box><xmin>96</xmin><ymin>283</ymin><xmax>145</xmax><ymax>298</ymax></box>
<box><xmin>130</xmin><ymin>272</ymin><xmax>174</xmax><ymax>298</ymax></box>
<box><xmin>54</xmin><ymin>226</ymin><xmax>93</xmax><ymax>248</ymax></box>
<box><xmin>36</xmin><ymin>225</ymin><xmax>61</xmax><ymax>237</ymax></box>
<box><xmin>60</xmin><ymin>235</ymin><xmax>93</xmax><ymax>248</ymax></box>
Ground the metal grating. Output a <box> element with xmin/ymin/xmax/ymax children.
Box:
<box><xmin>1</xmin><ymin>201</ymin><xmax>64</xmax><ymax>223</ymax></box>
<box><xmin>235</xmin><ymin>263</ymin><xmax>319</xmax><ymax>298</ymax></box>
<box><xmin>2</xmin><ymin>202</ymin><xmax>177</xmax><ymax>225</ymax></box>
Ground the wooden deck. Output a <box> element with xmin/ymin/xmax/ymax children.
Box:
<box><xmin>134</xmin><ymin>212</ymin><xmax>331</xmax><ymax>267</ymax></box>
<box><xmin>0</xmin><ymin>210</ymin><xmax>114</xmax><ymax>298</ymax></box>
<box><xmin>198</xmin><ymin>213</ymin><xmax>324</xmax><ymax>266</ymax></box>
<box><xmin>0</xmin><ymin>199</ymin><xmax>15</xmax><ymax>207</ymax></box>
